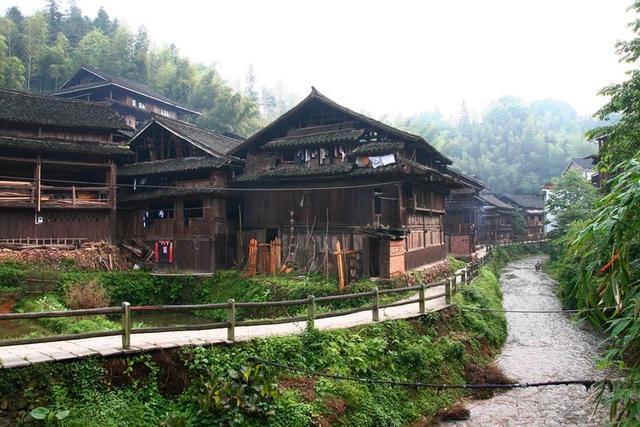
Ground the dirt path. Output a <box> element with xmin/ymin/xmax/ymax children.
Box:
<box><xmin>445</xmin><ymin>255</ymin><xmax>609</xmax><ymax>426</ymax></box>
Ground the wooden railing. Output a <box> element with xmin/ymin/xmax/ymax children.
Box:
<box><xmin>0</xmin><ymin>241</ymin><xmax>551</xmax><ymax>351</ymax></box>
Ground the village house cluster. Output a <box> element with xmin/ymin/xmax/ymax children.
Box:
<box><xmin>0</xmin><ymin>66</ymin><xmax>546</xmax><ymax>279</ymax></box>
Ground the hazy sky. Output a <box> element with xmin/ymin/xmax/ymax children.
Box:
<box><xmin>3</xmin><ymin>0</ymin><xmax>634</xmax><ymax>118</ymax></box>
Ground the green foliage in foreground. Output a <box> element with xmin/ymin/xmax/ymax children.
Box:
<box><xmin>14</xmin><ymin>294</ymin><xmax>120</xmax><ymax>335</ymax></box>
<box><xmin>0</xmin><ymin>263</ymin><xmax>508</xmax><ymax>426</ymax></box>
<box><xmin>549</xmin><ymin>157</ymin><xmax>640</xmax><ymax>425</ymax></box>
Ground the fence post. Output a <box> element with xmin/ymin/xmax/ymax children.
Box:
<box><xmin>227</xmin><ymin>299</ymin><xmax>236</xmax><ymax>341</ymax></box>
<box><xmin>372</xmin><ymin>288</ymin><xmax>380</xmax><ymax>321</ymax></box>
<box><xmin>452</xmin><ymin>274</ymin><xmax>457</xmax><ymax>293</ymax></box>
<box><xmin>419</xmin><ymin>283</ymin><xmax>426</xmax><ymax>313</ymax></box>
<box><xmin>121</xmin><ymin>302</ymin><xmax>131</xmax><ymax>350</ymax></box>
<box><xmin>307</xmin><ymin>295</ymin><xmax>316</xmax><ymax>330</ymax></box>
<box><xmin>445</xmin><ymin>279</ymin><xmax>451</xmax><ymax>305</ymax></box>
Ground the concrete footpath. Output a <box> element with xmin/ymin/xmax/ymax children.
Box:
<box><xmin>0</xmin><ymin>280</ymin><xmax>452</xmax><ymax>369</ymax></box>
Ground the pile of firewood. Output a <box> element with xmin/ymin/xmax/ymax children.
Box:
<box><xmin>0</xmin><ymin>241</ymin><xmax>130</xmax><ymax>271</ymax></box>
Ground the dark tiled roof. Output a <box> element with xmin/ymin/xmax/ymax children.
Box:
<box><xmin>501</xmin><ymin>193</ymin><xmax>544</xmax><ymax>209</ymax></box>
<box><xmin>119</xmin><ymin>187</ymin><xmax>226</xmax><ymax>203</ymax></box>
<box><xmin>479</xmin><ymin>193</ymin><xmax>514</xmax><ymax>210</ymax></box>
<box><xmin>0</xmin><ymin>89</ymin><xmax>129</xmax><ymax>131</ymax></box>
<box><xmin>54</xmin><ymin>65</ymin><xmax>200</xmax><ymax>115</ymax></box>
<box><xmin>263</xmin><ymin>128</ymin><xmax>365</xmax><ymax>150</ymax></box>
<box><xmin>568</xmin><ymin>157</ymin><xmax>596</xmax><ymax>171</ymax></box>
<box><xmin>0</xmin><ymin>136</ymin><xmax>131</xmax><ymax>156</ymax></box>
<box><xmin>117</xmin><ymin>156</ymin><xmax>227</xmax><ymax>177</ymax></box>
<box><xmin>232</xmin><ymin>88</ymin><xmax>452</xmax><ymax>165</ymax></box>
<box><xmin>351</xmin><ymin>142</ymin><xmax>404</xmax><ymax>156</ymax></box>
<box><xmin>132</xmin><ymin>116</ymin><xmax>243</xmax><ymax>158</ymax></box>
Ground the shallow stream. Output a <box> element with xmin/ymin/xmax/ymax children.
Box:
<box><xmin>445</xmin><ymin>255</ymin><xmax>610</xmax><ymax>426</ymax></box>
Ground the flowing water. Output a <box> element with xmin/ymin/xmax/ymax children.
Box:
<box><xmin>445</xmin><ymin>255</ymin><xmax>610</xmax><ymax>426</ymax></box>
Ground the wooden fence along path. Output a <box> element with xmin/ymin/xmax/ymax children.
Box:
<box><xmin>0</xmin><ymin>242</ymin><xmax>545</xmax><ymax>369</ymax></box>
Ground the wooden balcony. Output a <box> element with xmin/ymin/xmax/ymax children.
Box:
<box><xmin>0</xmin><ymin>180</ymin><xmax>113</xmax><ymax>209</ymax></box>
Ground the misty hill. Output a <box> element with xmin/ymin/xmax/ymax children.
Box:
<box><xmin>394</xmin><ymin>97</ymin><xmax>599</xmax><ymax>193</ymax></box>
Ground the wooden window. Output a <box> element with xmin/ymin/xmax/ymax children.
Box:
<box><xmin>184</xmin><ymin>200</ymin><xmax>204</xmax><ymax>218</ymax></box>
<box><xmin>374</xmin><ymin>188</ymin><xmax>383</xmax><ymax>215</ymax></box>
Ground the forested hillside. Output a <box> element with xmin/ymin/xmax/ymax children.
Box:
<box><xmin>0</xmin><ymin>2</ymin><xmax>602</xmax><ymax>193</ymax></box>
<box><xmin>395</xmin><ymin>98</ymin><xmax>601</xmax><ymax>193</ymax></box>
<box><xmin>0</xmin><ymin>1</ymin><xmax>295</xmax><ymax>136</ymax></box>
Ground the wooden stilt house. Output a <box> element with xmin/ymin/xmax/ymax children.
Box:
<box><xmin>0</xmin><ymin>89</ymin><xmax>131</xmax><ymax>244</ymax></box>
<box><xmin>444</xmin><ymin>169</ymin><xmax>485</xmax><ymax>259</ymax></box>
<box><xmin>478</xmin><ymin>191</ymin><xmax>514</xmax><ymax>244</ymax></box>
<box><xmin>231</xmin><ymin>88</ymin><xmax>463</xmax><ymax>279</ymax></box>
<box><xmin>116</xmin><ymin>116</ymin><xmax>243</xmax><ymax>272</ymax></box>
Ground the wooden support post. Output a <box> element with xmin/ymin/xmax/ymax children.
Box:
<box><xmin>372</xmin><ymin>287</ymin><xmax>380</xmax><ymax>321</ymax></box>
<box><xmin>307</xmin><ymin>295</ymin><xmax>316</xmax><ymax>330</ymax></box>
<box><xmin>445</xmin><ymin>279</ymin><xmax>452</xmax><ymax>305</ymax></box>
<box><xmin>35</xmin><ymin>156</ymin><xmax>41</xmax><ymax>212</ymax></box>
<box><xmin>247</xmin><ymin>238</ymin><xmax>258</xmax><ymax>276</ymax></box>
<box><xmin>227</xmin><ymin>299</ymin><xmax>236</xmax><ymax>341</ymax></box>
<box><xmin>121</xmin><ymin>302</ymin><xmax>131</xmax><ymax>350</ymax></box>
<box><xmin>419</xmin><ymin>283</ymin><xmax>426</xmax><ymax>313</ymax></box>
<box><xmin>335</xmin><ymin>241</ymin><xmax>346</xmax><ymax>292</ymax></box>
<box><xmin>452</xmin><ymin>274</ymin><xmax>457</xmax><ymax>293</ymax></box>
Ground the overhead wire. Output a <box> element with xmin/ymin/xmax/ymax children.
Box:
<box><xmin>0</xmin><ymin>173</ymin><xmax>406</xmax><ymax>193</ymax></box>
<box><xmin>458</xmin><ymin>306</ymin><xmax>618</xmax><ymax>314</ymax></box>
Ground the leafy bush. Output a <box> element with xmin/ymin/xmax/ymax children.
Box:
<box><xmin>0</xmin><ymin>261</ymin><xmax>27</xmax><ymax>288</ymax></box>
<box><xmin>16</xmin><ymin>294</ymin><xmax>120</xmax><ymax>335</ymax></box>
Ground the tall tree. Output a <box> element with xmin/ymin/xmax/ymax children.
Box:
<box><xmin>61</xmin><ymin>1</ymin><xmax>91</xmax><ymax>46</ymax></box>
<box><xmin>45</xmin><ymin>0</ymin><xmax>62</xmax><ymax>42</ymax></box>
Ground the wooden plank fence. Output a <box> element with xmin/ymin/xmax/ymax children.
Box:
<box><xmin>246</xmin><ymin>237</ymin><xmax>282</xmax><ymax>276</ymax></box>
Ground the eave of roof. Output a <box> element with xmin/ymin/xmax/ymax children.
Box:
<box><xmin>0</xmin><ymin>135</ymin><xmax>132</xmax><ymax>156</ymax></box>
<box><xmin>263</xmin><ymin>128</ymin><xmax>366</xmax><ymax>150</ymax></box>
<box><xmin>350</xmin><ymin>141</ymin><xmax>405</xmax><ymax>156</ymax></box>
<box><xmin>119</xmin><ymin>187</ymin><xmax>227</xmax><ymax>203</ymax></box>
<box><xmin>117</xmin><ymin>156</ymin><xmax>228</xmax><ymax>177</ymax></box>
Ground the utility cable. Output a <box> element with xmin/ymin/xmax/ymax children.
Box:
<box><xmin>250</xmin><ymin>357</ymin><xmax>610</xmax><ymax>391</ymax></box>
<box><xmin>458</xmin><ymin>306</ymin><xmax>618</xmax><ymax>314</ymax></box>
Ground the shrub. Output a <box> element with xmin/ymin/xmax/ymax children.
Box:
<box><xmin>64</xmin><ymin>279</ymin><xmax>110</xmax><ymax>309</ymax></box>
<box><xmin>0</xmin><ymin>261</ymin><xmax>27</xmax><ymax>288</ymax></box>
